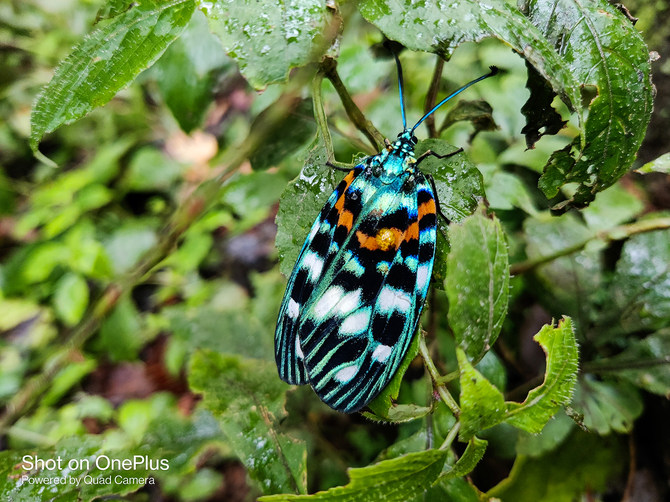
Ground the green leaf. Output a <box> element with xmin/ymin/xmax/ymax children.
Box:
<box><xmin>572</xmin><ymin>377</ymin><xmax>643</xmax><ymax>435</ymax></box>
<box><xmin>30</xmin><ymin>0</ymin><xmax>197</xmax><ymax>151</ymax></box>
<box><xmin>457</xmin><ymin>348</ymin><xmax>506</xmax><ymax>441</ymax></box>
<box><xmin>52</xmin><ymin>272</ymin><xmax>89</xmax><ymax>327</ymax></box>
<box><xmin>488</xmin><ymin>429</ymin><xmax>625</xmax><ymax>502</ymax></box>
<box><xmin>602</xmin><ymin>329</ymin><xmax>670</xmax><ymax>397</ymax></box>
<box><xmin>153</xmin><ymin>10</ymin><xmax>229</xmax><ymax>132</ymax></box>
<box><xmin>524</xmin><ymin>212</ymin><xmax>602</xmax><ymax>316</ymax></box>
<box><xmin>581</xmin><ymin>183</ymin><xmax>644</xmax><ymax>233</ymax></box>
<box><xmin>358</xmin><ymin>0</ymin><xmax>583</xmax><ymax>134</ymax></box>
<box><xmin>202</xmin><ymin>0</ymin><xmax>332</xmax><ymax>89</ymax></box>
<box><xmin>42</xmin><ymin>358</ymin><xmax>97</xmax><ymax>406</ymax></box>
<box><xmin>275</xmin><ymin>132</ymin><xmax>339</xmax><ymax>276</ymax></box>
<box><xmin>505</xmin><ymin>317</ymin><xmax>579</xmax><ymax>433</ymax></box>
<box><xmin>637</xmin><ymin>152</ymin><xmax>670</xmax><ymax>174</ymax></box>
<box><xmin>259</xmin><ymin>448</ymin><xmax>449</xmax><ymax>502</ymax></box>
<box><xmin>446</xmin><ymin>209</ymin><xmax>509</xmax><ymax>363</ymax></box>
<box><xmin>189</xmin><ymin>351</ymin><xmax>307</xmax><ymax>495</ymax></box>
<box><xmin>95</xmin><ymin>294</ymin><xmax>144</xmax><ymax>361</ymax></box>
<box><xmin>442</xmin><ymin>436</ymin><xmax>487</xmax><ymax>479</ymax></box>
<box><xmin>611</xmin><ymin>227</ymin><xmax>670</xmax><ymax>332</ymax></box>
<box><xmin>525</xmin><ymin>0</ymin><xmax>653</xmax><ymax>206</ymax></box>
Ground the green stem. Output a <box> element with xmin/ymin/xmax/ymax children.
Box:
<box><xmin>419</xmin><ymin>334</ymin><xmax>460</xmax><ymax>416</ymax></box>
<box><xmin>423</xmin><ymin>57</ymin><xmax>444</xmax><ymax>138</ymax></box>
<box><xmin>321</xmin><ymin>56</ymin><xmax>385</xmax><ymax>151</ymax></box>
<box><xmin>439</xmin><ymin>422</ymin><xmax>461</xmax><ymax>451</ymax></box>
<box><xmin>510</xmin><ymin>216</ymin><xmax>670</xmax><ymax>275</ymax></box>
<box><xmin>583</xmin><ymin>356</ymin><xmax>670</xmax><ymax>373</ymax></box>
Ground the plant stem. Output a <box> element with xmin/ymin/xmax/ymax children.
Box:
<box><xmin>321</xmin><ymin>56</ymin><xmax>385</xmax><ymax>151</ymax></box>
<box><xmin>510</xmin><ymin>216</ymin><xmax>670</xmax><ymax>275</ymax></box>
<box><xmin>423</xmin><ymin>57</ymin><xmax>444</xmax><ymax>138</ymax></box>
<box><xmin>419</xmin><ymin>334</ymin><xmax>460</xmax><ymax>416</ymax></box>
<box><xmin>439</xmin><ymin>422</ymin><xmax>461</xmax><ymax>451</ymax></box>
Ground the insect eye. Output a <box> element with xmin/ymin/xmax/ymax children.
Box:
<box><xmin>411</xmin><ymin>135</ymin><xmax>418</xmax><ymax>144</ymax></box>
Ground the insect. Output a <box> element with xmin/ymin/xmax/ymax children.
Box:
<box><xmin>275</xmin><ymin>52</ymin><xmax>498</xmax><ymax>413</ymax></box>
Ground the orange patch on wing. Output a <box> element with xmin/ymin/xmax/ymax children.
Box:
<box><xmin>418</xmin><ymin>199</ymin><xmax>437</xmax><ymax>220</ymax></box>
<box><xmin>404</xmin><ymin>221</ymin><xmax>419</xmax><ymax>242</ymax></box>
<box><xmin>337</xmin><ymin>210</ymin><xmax>355</xmax><ymax>232</ymax></box>
<box><xmin>334</xmin><ymin>171</ymin><xmax>356</xmax><ymax>213</ymax></box>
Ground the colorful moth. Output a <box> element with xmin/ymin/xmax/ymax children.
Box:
<box><xmin>275</xmin><ymin>53</ymin><xmax>497</xmax><ymax>413</ymax></box>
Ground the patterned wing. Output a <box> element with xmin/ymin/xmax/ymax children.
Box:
<box><xmin>275</xmin><ymin>166</ymin><xmax>366</xmax><ymax>385</ymax></box>
<box><xmin>298</xmin><ymin>174</ymin><xmax>437</xmax><ymax>412</ymax></box>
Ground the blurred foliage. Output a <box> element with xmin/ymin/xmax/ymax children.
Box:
<box><xmin>1</xmin><ymin>0</ymin><xmax>669</xmax><ymax>501</ymax></box>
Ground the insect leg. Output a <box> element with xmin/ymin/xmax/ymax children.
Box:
<box><xmin>415</xmin><ymin>147</ymin><xmax>464</xmax><ymax>166</ymax></box>
<box><xmin>326</xmin><ymin>160</ymin><xmax>354</xmax><ymax>172</ymax></box>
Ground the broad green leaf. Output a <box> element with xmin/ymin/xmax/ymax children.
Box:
<box><xmin>572</xmin><ymin>377</ymin><xmax>643</xmax><ymax>435</ymax></box>
<box><xmin>358</xmin><ymin>0</ymin><xmax>583</xmax><ymax>133</ymax></box>
<box><xmin>275</xmin><ymin>132</ymin><xmax>339</xmax><ymax>276</ymax></box>
<box><xmin>121</xmin><ymin>146</ymin><xmax>184</xmax><ymax>192</ymax></box>
<box><xmin>189</xmin><ymin>351</ymin><xmax>307</xmax><ymax>495</ymax></box>
<box><xmin>259</xmin><ymin>448</ymin><xmax>449</xmax><ymax>502</ymax></box>
<box><xmin>611</xmin><ymin>227</ymin><xmax>670</xmax><ymax>332</ymax></box>
<box><xmin>637</xmin><ymin>152</ymin><xmax>670</xmax><ymax>174</ymax></box>
<box><xmin>505</xmin><ymin>317</ymin><xmax>579</xmax><ymax>433</ymax></box>
<box><xmin>103</xmin><ymin>221</ymin><xmax>158</xmax><ymax>274</ymax></box>
<box><xmin>52</xmin><ymin>272</ymin><xmax>89</xmax><ymax>326</ymax></box>
<box><xmin>525</xmin><ymin>0</ymin><xmax>654</xmax><ymax>207</ymax></box>
<box><xmin>488</xmin><ymin>429</ymin><xmax>625</xmax><ymax>502</ymax></box>
<box><xmin>153</xmin><ymin>10</ymin><xmax>229</xmax><ymax>132</ymax></box>
<box><xmin>446</xmin><ymin>209</ymin><xmax>509</xmax><ymax>362</ymax></box>
<box><xmin>457</xmin><ymin>348</ymin><xmax>506</xmax><ymax>441</ymax></box>
<box><xmin>421</xmin><ymin>477</ymin><xmax>480</xmax><ymax>502</ymax></box>
<box><xmin>42</xmin><ymin>358</ymin><xmax>97</xmax><ymax>407</ymax></box>
<box><xmin>602</xmin><ymin>329</ymin><xmax>670</xmax><ymax>396</ymax></box>
<box><xmin>202</xmin><ymin>0</ymin><xmax>332</xmax><ymax>89</ymax></box>
<box><xmin>30</xmin><ymin>0</ymin><xmax>197</xmax><ymax>152</ymax></box>
<box><xmin>524</xmin><ymin>212</ymin><xmax>601</xmax><ymax>317</ymax></box>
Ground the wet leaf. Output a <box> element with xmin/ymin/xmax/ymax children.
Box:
<box><xmin>611</xmin><ymin>227</ymin><xmax>670</xmax><ymax>332</ymax></box>
<box><xmin>358</xmin><ymin>0</ymin><xmax>583</xmax><ymax>135</ymax></box>
<box><xmin>505</xmin><ymin>317</ymin><xmax>579</xmax><ymax>433</ymax></box>
<box><xmin>275</xmin><ymin>132</ymin><xmax>340</xmax><ymax>277</ymax></box>
<box><xmin>572</xmin><ymin>377</ymin><xmax>643</xmax><ymax>434</ymax></box>
<box><xmin>259</xmin><ymin>448</ymin><xmax>449</xmax><ymax>501</ymax></box>
<box><xmin>604</xmin><ymin>329</ymin><xmax>670</xmax><ymax>397</ymax></box>
<box><xmin>31</xmin><ymin>0</ymin><xmax>197</xmax><ymax>152</ymax></box>
<box><xmin>203</xmin><ymin>0</ymin><xmax>332</xmax><ymax>89</ymax></box>
<box><xmin>524</xmin><ymin>0</ymin><xmax>654</xmax><ymax>207</ymax></box>
<box><xmin>446</xmin><ymin>209</ymin><xmax>509</xmax><ymax>363</ymax></box>
<box><xmin>189</xmin><ymin>351</ymin><xmax>307</xmax><ymax>495</ymax></box>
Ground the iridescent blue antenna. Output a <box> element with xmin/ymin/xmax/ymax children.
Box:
<box><xmin>411</xmin><ymin>65</ymin><xmax>499</xmax><ymax>134</ymax></box>
<box><xmin>393</xmin><ymin>52</ymin><xmax>408</xmax><ymax>130</ymax></box>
